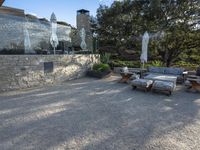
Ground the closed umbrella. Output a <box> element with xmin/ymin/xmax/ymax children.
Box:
<box><xmin>24</xmin><ymin>28</ymin><xmax>33</xmax><ymax>54</ymax></box>
<box><xmin>140</xmin><ymin>31</ymin><xmax>149</xmax><ymax>68</ymax></box>
<box><xmin>50</xmin><ymin>13</ymin><xmax>59</xmax><ymax>55</ymax></box>
<box><xmin>80</xmin><ymin>28</ymin><xmax>87</xmax><ymax>50</ymax></box>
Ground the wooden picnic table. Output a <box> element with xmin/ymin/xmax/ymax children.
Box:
<box><xmin>119</xmin><ymin>68</ymin><xmax>147</xmax><ymax>83</ymax></box>
<box><xmin>187</xmin><ymin>75</ymin><xmax>200</xmax><ymax>92</ymax></box>
<box><xmin>119</xmin><ymin>72</ymin><xmax>134</xmax><ymax>83</ymax></box>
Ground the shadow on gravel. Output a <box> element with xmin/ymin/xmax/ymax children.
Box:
<box><xmin>0</xmin><ymin>76</ymin><xmax>200</xmax><ymax>150</ymax></box>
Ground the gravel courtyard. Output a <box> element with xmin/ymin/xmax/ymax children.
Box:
<box><xmin>0</xmin><ymin>75</ymin><xmax>200</xmax><ymax>150</ymax></box>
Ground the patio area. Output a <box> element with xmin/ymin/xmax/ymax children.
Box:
<box><xmin>0</xmin><ymin>75</ymin><xmax>200</xmax><ymax>150</ymax></box>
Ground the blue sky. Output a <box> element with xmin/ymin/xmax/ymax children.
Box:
<box><xmin>3</xmin><ymin>0</ymin><xmax>115</xmax><ymax>27</ymax></box>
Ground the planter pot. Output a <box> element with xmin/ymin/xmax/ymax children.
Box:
<box><xmin>87</xmin><ymin>70</ymin><xmax>112</xmax><ymax>79</ymax></box>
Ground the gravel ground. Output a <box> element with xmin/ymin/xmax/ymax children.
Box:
<box><xmin>0</xmin><ymin>75</ymin><xmax>200</xmax><ymax>150</ymax></box>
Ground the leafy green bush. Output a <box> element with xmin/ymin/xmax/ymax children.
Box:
<box><xmin>145</xmin><ymin>60</ymin><xmax>164</xmax><ymax>67</ymax></box>
<box><xmin>172</xmin><ymin>61</ymin><xmax>199</xmax><ymax>71</ymax></box>
<box><xmin>93</xmin><ymin>63</ymin><xmax>111</xmax><ymax>72</ymax></box>
<box><xmin>0</xmin><ymin>49</ymin><xmax>24</xmax><ymax>55</ymax></box>
<box><xmin>109</xmin><ymin>59</ymin><xmax>199</xmax><ymax>71</ymax></box>
<box><xmin>109</xmin><ymin>60</ymin><xmax>140</xmax><ymax>68</ymax></box>
<box><xmin>100</xmin><ymin>53</ymin><xmax>111</xmax><ymax>64</ymax></box>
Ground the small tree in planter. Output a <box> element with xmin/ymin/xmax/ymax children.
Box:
<box><xmin>87</xmin><ymin>63</ymin><xmax>112</xmax><ymax>78</ymax></box>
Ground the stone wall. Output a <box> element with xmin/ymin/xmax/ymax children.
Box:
<box><xmin>0</xmin><ymin>13</ymin><xmax>25</xmax><ymax>50</ymax></box>
<box><xmin>0</xmin><ymin>12</ymin><xmax>71</xmax><ymax>54</ymax></box>
<box><xmin>0</xmin><ymin>55</ymin><xmax>100</xmax><ymax>92</ymax></box>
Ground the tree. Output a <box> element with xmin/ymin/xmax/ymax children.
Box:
<box><xmin>96</xmin><ymin>0</ymin><xmax>200</xmax><ymax>66</ymax></box>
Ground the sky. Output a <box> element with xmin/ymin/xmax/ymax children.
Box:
<box><xmin>3</xmin><ymin>0</ymin><xmax>116</xmax><ymax>27</ymax></box>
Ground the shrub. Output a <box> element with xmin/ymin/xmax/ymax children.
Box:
<box><xmin>109</xmin><ymin>59</ymin><xmax>199</xmax><ymax>71</ymax></box>
<box><xmin>172</xmin><ymin>61</ymin><xmax>199</xmax><ymax>71</ymax></box>
<box><xmin>0</xmin><ymin>49</ymin><xmax>24</xmax><ymax>55</ymax></box>
<box><xmin>93</xmin><ymin>63</ymin><xmax>111</xmax><ymax>72</ymax></box>
<box><xmin>100</xmin><ymin>53</ymin><xmax>111</xmax><ymax>64</ymax></box>
<box><xmin>145</xmin><ymin>60</ymin><xmax>164</xmax><ymax>68</ymax></box>
<box><xmin>109</xmin><ymin>60</ymin><xmax>140</xmax><ymax>68</ymax></box>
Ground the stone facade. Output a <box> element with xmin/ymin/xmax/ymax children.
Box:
<box><xmin>76</xmin><ymin>9</ymin><xmax>93</xmax><ymax>51</ymax></box>
<box><xmin>0</xmin><ymin>55</ymin><xmax>100</xmax><ymax>92</ymax></box>
<box><xmin>0</xmin><ymin>13</ymin><xmax>25</xmax><ymax>51</ymax></box>
<box><xmin>0</xmin><ymin>11</ymin><xmax>72</xmax><ymax>54</ymax></box>
<box><xmin>0</xmin><ymin>6</ymin><xmax>94</xmax><ymax>54</ymax></box>
<box><xmin>24</xmin><ymin>16</ymin><xmax>71</xmax><ymax>53</ymax></box>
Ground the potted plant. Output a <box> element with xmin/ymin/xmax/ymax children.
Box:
<box><xmin>87</xmin><ymin>63</ymin><xmax>112</xmax><ymax>78</ymax></box>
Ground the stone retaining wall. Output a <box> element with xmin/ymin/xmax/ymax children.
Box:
<box><xmin>0</xmin><ymin>55</ymin><xmax>100</xmax><ymax>92</ymax></box>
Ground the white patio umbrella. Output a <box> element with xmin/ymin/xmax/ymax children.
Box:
<box><xmin>140</xmin><ymin>31</ymin><xmax>150</xmax><ymax>68</ymax></box>
<box><xmin>80</xmin><ymin>28</ymin><xmax>87</xmax><ymax>50</ymax></box>
<box><xmin>24</xmin><ymin>28</ymin><xmax>33</xmax><ymax>54</ymax></box>
<box><xmin>50</xmin><ymin>13</ymin><xmax>59</xmax><ymax>55</ymax></box>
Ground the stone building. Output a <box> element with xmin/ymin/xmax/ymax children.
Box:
<box><xmin>0</xmin><ymin>4</ymin><xmax>93</xmax><ymax>54</ymax></box>
<box><xmin>0</xmin><ymin>6</ymin><xmax>25</xmax><ymax>53</ymax></box>
<box><xmin>71</xmin><ymin>9</ymin><xmax>93</xmax><ymax>52</ymax></box>
<box><xmin>77</xmin><ymin>9</ymin><xmax>91</xmax><ymax>31</ymax></box>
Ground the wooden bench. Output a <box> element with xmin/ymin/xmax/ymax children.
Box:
<box><xmin>186</xmin><ymin>75</ymin><xmax>200</xmax><ymax>92</ymax></box>
<box><xmin>131</xmin><ymin>79</ymin><xmax>153</xmax><ymax>92</ymax></box>
<box><xmin>119</xmin><ymin>72</ymin><xmax>134</xmax><ymax>83</ymax></box>
<box><xmin>116</xmin><ymin>67</ymin><xmax>147</xmax><ymax>83</ymax></box>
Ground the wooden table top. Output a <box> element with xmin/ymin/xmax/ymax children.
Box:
<box><xmin>187</xmin><ymin>75</ymin><xmax>200</xmax><ymax>79</ymax></box>
<box><xmin>144</xmin><ymin>74</ymin><xmax>177</xmax><ymax>83</ymax></box>
<box><xmin>187</xmin><ymin>78</ymin><xmax>200</xmax><ymax>82</ymax></box>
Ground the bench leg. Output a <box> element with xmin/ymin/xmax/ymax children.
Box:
<box><xmin>152</xmin><ymin>88</ymin><xmax>172</xmax><ymax>96</ymax></box>
<box><xmin>147</xmin><ymin>85</ymin><xmax>152</xmax><ymax>92</ymax></box>
<box><xmin>132</xmin><ymin>86</ymin><xmax>137</xmax><ymax>90</ymax></box>
<box><xmin>167</xmin><ymin>91</ymin><xmax>172</xmax><ymax>96</ymax></box>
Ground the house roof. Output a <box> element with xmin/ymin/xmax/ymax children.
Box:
<box><xmin>77</xmin><ymin>9</ymin><xmax>89</xmax><ymax>14</ymax></box>
<box><xmin>0</xmin><ymin>0</ymin><xmax>5</xmax><ymax>6</ymax></box>
<box><xmin>0</xmin><ymin>6</ymin><xmax>24</xmax><ymax>17</ymax></box>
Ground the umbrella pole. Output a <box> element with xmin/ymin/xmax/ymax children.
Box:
<box><xmin>143</xmin><ymin>62</ymin><xmax>145</xmax><ymax>69</ymax></box>
<box><xmin>141</xmin><ymin>62</ymin><xmax>145</xmax><ymax>69</ymax></box>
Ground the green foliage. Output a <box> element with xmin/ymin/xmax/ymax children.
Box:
<box><xmin>0</xmin><ymin>49</ymin><xmax>24</xmax><ymax>55</ymax></box>
<box><xmin>100</xmin><ymin>53</ymin><xmax>111</xmax><ymax>64</ymax></box>
<box><xmin>172</xmin><ymin>61</ymin><xmax>199</xmax><ymax>71</ymax></box>
<box><xmin>93</xmin><ymin>63</ymin><xmax>111</xmax><ymax>72</ymax></box>
<box><xmin>0</xmin><ymin>42</ymin><xmax>24</xmax><ymax>54</ymax></box>
<box><xmin>96</xmin><ymin>0</ymin><xmax>200</xmax><ymax>67</ymax></box>
<box><xmin>146</xmin><ymin>60</ymin><xmax>164</xmax><ymax>67</ymax></box>
<box><xmin>109</xmin><ymin>60</ymin><xmax>199</xmax><ymax>71</ymax></box>
<box><xmin>109</xmin><ymin>60</ymin><xmax>140</xmax><ymax>68</ymax></box>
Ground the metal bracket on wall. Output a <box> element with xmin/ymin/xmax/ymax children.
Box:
<box><xmin>44</xmin><ymin>62</ymin><xmax>54</xmax><ymax>74</ymax></box>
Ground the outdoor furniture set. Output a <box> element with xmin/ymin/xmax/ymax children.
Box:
<box><xmin>119</xmin><ymin>67</ymin><xmax>147</xmax><ymax>83</ymax></box>
<box><xmin>185</xmin><ymin>67</ymin><xmax>200</xmax><ymax>92</ymax></box>
<box><xmin>120</xmin><ymin>66</ymin><xmax>185</xmax><ymax>96</ymax></box>
<box><xmin>186</xmin><ymin>75</ymin><xmax>200</xmax><ymax>92</ymax></box>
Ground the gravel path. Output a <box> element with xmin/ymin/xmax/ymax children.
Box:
<box><xmin>0</xmin><ymin>75</ymin><xmax>200</xmax><ymax>150</ymax></box>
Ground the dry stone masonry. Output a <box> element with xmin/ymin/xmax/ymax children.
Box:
<box><xmin>0</xmin><ymin>55</ymin><xmax>100</xmax><ymax>92</ymax></box>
